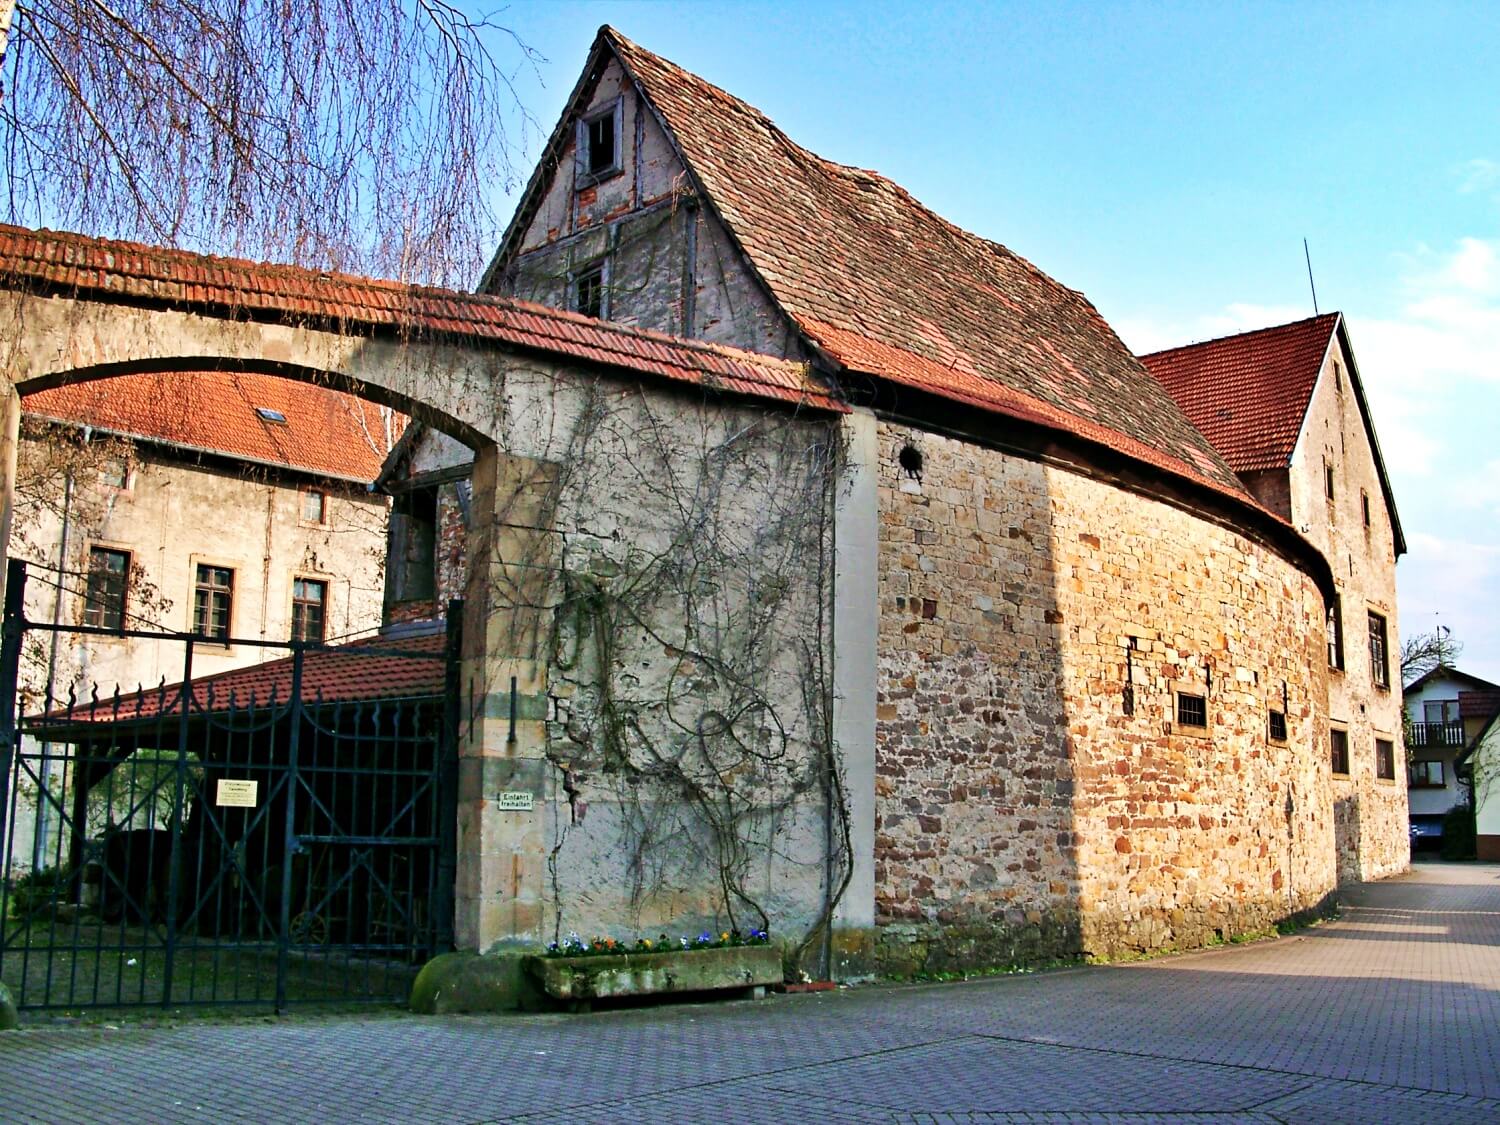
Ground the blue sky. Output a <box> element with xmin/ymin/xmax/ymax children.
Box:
<box><xmin>493</xmin><ymin>1</ymin><xmax>1500</xmax><ymax>682</ymax></box>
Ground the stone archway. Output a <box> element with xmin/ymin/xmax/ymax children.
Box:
<box><xmin>0</xmin><ymin>278</ymin><xmax>556</xmax><ymax>954</ymax></box>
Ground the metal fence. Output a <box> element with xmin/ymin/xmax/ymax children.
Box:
<box><xmin>0</xmin><ymin>561</ymin><xmax>460</xmax><ymax>1011</ymax></box>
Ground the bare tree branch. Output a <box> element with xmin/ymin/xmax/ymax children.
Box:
<box><xmin>1</xmin><ymin>1</ymin><xmax>542</xmax><ymax>285</ymax></box>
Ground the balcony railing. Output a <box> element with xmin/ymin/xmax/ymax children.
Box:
<box><xmin>1408</xmin><ymin>720</ymin><xmax>1465</xmax><ymax>747</ymax></box>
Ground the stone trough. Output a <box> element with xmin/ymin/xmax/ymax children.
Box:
<box><xmin>524</xmin><ymin>945</ymin><xmax>783</xmax><ymax>1012</ymax></box>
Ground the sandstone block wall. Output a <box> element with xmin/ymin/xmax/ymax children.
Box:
<box><xmin>1288</xmin><ymin>340</ymin><xmax>1408</xmax><ymax>883</ymax></box>
<box><xmin>874</xmin><ymin>424</ymin><xmax>1337</xmax><ymax>971</ymax></box>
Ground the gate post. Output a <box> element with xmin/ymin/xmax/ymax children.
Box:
<box><xmin>454</xmin><ymin>446</ymin><xmax>559</xmax><ymax>953</ymax></box>
<box><xmin>0</xmin><ymin>559</ymin><xmax>25</xmax><ymax>857</ymax></box>
<box><xmin>433</xmin><ymin>600</ymin><xmax>463</xmax><ymax>952</ymax></box>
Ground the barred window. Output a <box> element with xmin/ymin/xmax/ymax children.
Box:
<box><xmin>1176</xmin><ymin>692</ymin><xmax>1207</xmax><ymax>728</ymax></box>
<box><xmin>1268</xmin><ymin>710</ymin><xmax>1287</xmax><ymax>742</ymax></box>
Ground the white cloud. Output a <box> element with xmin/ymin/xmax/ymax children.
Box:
<box><xmin>1456</xmin><ymin>158</ymin><xmax>1500</xmax><ymax>201</ymax></box>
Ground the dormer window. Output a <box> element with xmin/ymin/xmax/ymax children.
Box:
<box><xmin>576</xmin><ymin>98</ymin><xmax>623</xmax><ymax>185</ymax></box>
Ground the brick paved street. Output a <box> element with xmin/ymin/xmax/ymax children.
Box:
<box><xmin>4</xmin><ymin>862</ymin><xmax>1499</xmax><ymax>1123</ymax></box>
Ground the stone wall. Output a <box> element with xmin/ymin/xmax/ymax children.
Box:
<box><xmin>1288</xmin><ymin>337</ymin><xmax>1408</xmax><ymax>883</ymax></box>
<box><xmin>874</xmin><ymin>424</ymin><xmax>1336</xmax><ymax>971</ymax></box>
<box><xmin>386</xmin><ymin>369</ymin><xmax>844</xmax><ymax>954</ymax></box>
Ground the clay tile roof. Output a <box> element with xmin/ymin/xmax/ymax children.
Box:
<box><xmin>1139</xmin><ymin>314</ymin><xmax>1339</xmax><ymax>475</ymax></box>
<box><xmin>0</xmin><ymin>223</ymin><xmax>844</xmax><ymax>417</ymax></box>
<box><xmin>598</xmin><ymin>27</ymin><xmax>1247</xmax><ymax>500</ymax></box>
<box><xmin>1460</xmin><ymin>689</ymin><xmax>1500</xmax><ymax>722</ymax></box>
<box><xmin>37</xmin><ymin>630</ymin><xmax>447</xmax><ymax>727</ymax></box>
<box><xmin>24</xmin><ymin>370</ymin><xmax>400</xmax><ymax>482</ymax></box>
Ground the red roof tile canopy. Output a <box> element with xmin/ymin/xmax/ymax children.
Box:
<box><xmin>25</xmin><ymin>370</ymin><xmax>401</xmax><ymax>482</ymax></box>
<box><xmin>38</xmin><ymin>631</ymin><xmax>448</xmax><ymax>727</ymax></box>
<box><xmin>1140</xmin><ymin>314</ymin><xmax>1339</xmax><ymax>475</ymax></box>
<box><xmin>0</xmin><ymin>224</ymin><xmax>844</xmax><ymax>417</ymax></box>
<box><xmin>593</xmin><ymin>28</ymin><xmax>1248</xmax><ymax>501</ymax></box>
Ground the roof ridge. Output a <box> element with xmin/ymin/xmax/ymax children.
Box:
<box><xmin>1140</xmin><ymin>312</ymin><xmax>1339</xmax><ymax>360</ymax></box>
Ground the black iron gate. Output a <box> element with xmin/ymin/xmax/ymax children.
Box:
<box><xmin>0</xmin><ymin>561</ymin><xmax>461</xmax><ymax>1011</ymax></box>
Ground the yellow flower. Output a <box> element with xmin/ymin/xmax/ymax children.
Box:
<box><xmin>643</xmin><ymin>939</ymin><xmax>652</xmax><ymax>948</ymax></box>
<box><xmin>721</xmin><ymin>931</ymin><xmax>730</xmax><ymax>941</ymax></box>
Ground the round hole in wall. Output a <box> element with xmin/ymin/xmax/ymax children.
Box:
<box><xmin>898</xmin><ymin>444</ymin><xmax>924</xmax><ymax>479</ymax></box>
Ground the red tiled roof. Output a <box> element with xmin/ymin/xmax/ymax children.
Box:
<box><xmin>24</xmin><ymin>370</ymin><xmax>400</xmax><ymax>482</ymax></box>
<box><xmin>38</xmin><ymin>631</ymin><xmax>447</xmax><ymax>727</ymax></box>
<box><xmin>1140</xmin><ymin>314</ymin><xmax>1339</xmax><ymax>475</ymax></box>
<box><xmin>0</xmin><ymin>223</ymin><xmax>844</xmax><ymax>416</ymax></box>
<box><xmin>592</xmin><ymin>28</ymin><xmax>1247</xmax><ymax>500</ymax></box>
<box><xmin>1460</xmin><ymin>690</ymin><xmax>1500</xmax><ymax>722</ymax></box>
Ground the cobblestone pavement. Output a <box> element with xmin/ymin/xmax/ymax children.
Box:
<box><xmin>4</xmin><ymin>862</ymin><xmax>1499</xmax><ymax>1124</ymax></box>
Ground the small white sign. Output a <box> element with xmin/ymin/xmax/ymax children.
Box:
<box><xmin>216</xmin><ymin>779</ymin><xmax>259</xmax><ymax>808</ymax></box>
<box><xmin>495</xmin><ymin>790</ymin><xmax>534</xmax><ymax>811</ymax></box>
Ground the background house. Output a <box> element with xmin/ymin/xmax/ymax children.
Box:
<box><xmin>1141</xmin><ymin>315</ymin><xmax>1407</xmax><ymax>883</ymax></box>
<box><xmin>1405</xmin><ymin>665</ymin><xmax>1500</xmax><ymax>845</ymax></box>
<box><xmin>2</xmin><ymin>370</ymin><xmax>401</xmax><ymax>875</ymax></box>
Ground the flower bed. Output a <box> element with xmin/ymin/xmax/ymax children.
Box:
<box><xmin>526</xmin><ymin>930</ymin><xmax>781</xmax><ymax>1007</ymax></box>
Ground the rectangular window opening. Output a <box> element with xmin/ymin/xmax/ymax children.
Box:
<box><xmin>1176</xmin><ymin>692</ymin><xmax>1207</xmax><ymax>729</ymax></box>
<box><xmin>292</xmin><ymin>577</ymin><xmax>328</xmax><ymax>643</ymax></box>
<box><xmin>1327</xmin><ymin>597</ymin><xmax>1345</xmax><ymax>671</ymax></box>
<box><xmin>1268</xmin><ymin>710</ymin><xmax>1287</xmax><ymax>742</ymax></box>
<box><xmin>1330</xmin><ymin>728</ymin><xmax>1350</xmax><ymax>775</ymax></box>
<box><xmin>1324</xmin><ymin>458</ymin><xmax>1336</xmax><ymax>501</ymax></box>
<box><xmin>194</xmin><ymin>564</ymin><xmax>234</xmax><ymax>642</ymax></box>
<box><xmin>1361</xmin><ymin>490</ymin><xmax>1371</xmax><ymax>528</ymax></box>
<box><xmin>588</xmin><ymin>112</ymin><xmax>616</xmax><ymax>175</ymax></box>
<box><xmin>302</xmin><ymin>488</ymin><xmax>327</xmax><ymax>524</ymax></box>
<box><xmin>84</xmin><ymin>547</ymin><xmax>130</xmax><ymax>631</ymax></box>
<box><xmin>1375</xmin><ymin>738</ymin><xmax>1396</xmax><ymax>780</ymax></box>
<box><xmin>1408</xmin><ymin>760</ymin><xmax>1444</xmax><ymax>788</ymax></box>
<box><xmin>255</xmin><ymin>406</ymin><xmax>288</xmax><ymax>425</ymax></box>
<box><xmin>574</xmin><ymin>266</ymin><xmax>605</xmax><ymax>320</ymax></box>
<box><xmin>1368</xmin><ymin>611</ymin><xmax>1389</xmax><ymax>689</ymax></box>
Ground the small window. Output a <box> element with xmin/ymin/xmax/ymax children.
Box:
<box><xmin>255</xmin><ymin>407</ymin><xmax>288</xmax><ymax>425</ymax></box>
<box><xmin>100</xmin><ymin>456</ymin><xmax>130</xmax><ymax>490</ymax></box>
<box><xmin>1327</xmin><ymin>597</ymin><xmax>1345</xmax><ymax>671</ymax></box>
<box><xmin>1324</xmin><ymin>458</ymin><xmax>1335</xmax><ymax>501</ymax></box>
<box><xmin>1361</xmin><ymin>490</ymin><xmax>1371</xmax><ymax>528</ymax></box>
<box><xmin>302</xmin><ymin>488</ymin><xmax>327</xmax><ymax>524</ymax></box>
<box><xmin>1375</xmin><ymin>738</ymin><xmax>1396</xmax><ymax>780</ymax></box>
<box><xmin>194</xmin><ymin>564</ymin><xmax>234</xmax><ymax>642</ymax></box>
<box><xmin>1408</xmin><ymin>760</ymin><xmax>1444</xmax><ymax>788</ymax></box>
<box><xmin>576</xmin><ymin>99</ymin><xmax>623</xmax><ymax>183</ymax></box>
<box><xmin>573</xmin><ymin>266</ymin><xmax>606</xmax><ymax>320</ymax></box>
<box><xmin>1176</xmin><ymin>692</ymin><xmax>1207</xmax><ymax>728</ymax></box>
<box><xmin>1268</xmin><ymin>710</ymin><xmax>1287</xmax><ymax>742</ymax></box>
<box><xmin>1330</xmin><ymin>728</ymin><xmax>1349</xmax><ymax>775</ymax></box>
<box><xmin>1368</xmin><ymin>612</ymin><xmax>1389</xmax><ymax>688</ymax></box>
<box><xmin>1333</xmin><ymin>361</ymin><xmax>1343</xmax><ymax>393</ymax></box>
<box><xmin>292</xmin><ymin>577</ymin><xmax>327</xmax><ymax>643</ymax></box>
<box><xmin>84</xmin><ymin>547</ymin><xmax>130</xmax><ymax>631</ymax></box>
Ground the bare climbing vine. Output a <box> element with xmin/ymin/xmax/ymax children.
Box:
<box><xmin>473</xmin><ymin>370</ymin><xmax>854</xmax><ymax>972</ymax></box>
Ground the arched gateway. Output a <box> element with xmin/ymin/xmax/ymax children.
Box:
<box><xmin>0</xmin><ymin>225</ymin><xmax>852</xmax><ymax>1007</ymax></box>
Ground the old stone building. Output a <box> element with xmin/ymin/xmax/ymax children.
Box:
<box><xmin>364</xmin><ymin>26</ymin><xmax>1411</xmax><ymax>974</ymax></box>
<box><xmin>1142</xmin><ymin>315</ymin><xmax>1408</xmax><ymax>883</ymax></box>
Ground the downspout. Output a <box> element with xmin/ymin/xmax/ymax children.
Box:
<box><xmin>35</xmin><ymin>426</ymin><xmax>83</xmax><ymax>865</ymax></box>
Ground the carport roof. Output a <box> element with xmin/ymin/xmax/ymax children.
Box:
<box><xmin>32</xmin><ymin>628</ymin><xmax>448</xmax><ymax>732</ymax></box>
